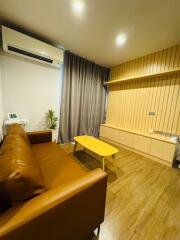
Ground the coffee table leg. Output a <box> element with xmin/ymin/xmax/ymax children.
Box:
<box><xmin>112</xmin><ymin>154</ymin><xmax>118</xmax><ymax>173</ymax></box>
<box><xmin>102</xmin><ymin>157</ymin><xmax>105</xmax><ymax>171</ymax></box>
<box><xmin>73</xmin><ymin>141</ymin><xmax>77</xmax><ymax>153</ymax></box>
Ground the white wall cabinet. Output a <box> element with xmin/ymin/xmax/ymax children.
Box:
<box><xmin>132</xmin><ymin>135</ymin><xmax>151</xmax><ymax>154</ymax></box>
<box><xmin>100</xmin><ymin>124</ymin><xmax>176</xmax><ymax>167</ymax></box>
<box><xmin>100</xmin><ymin>125</ymin><xmax>120</xmax><ymax>143</ymax></box>
<box><xmin>150</xmin><ymin>139</ymin><xmax>175</xmax><ymax>163</ymax></box>
<box><xmin>119</xmin><ymin>130</ymin><xmax>134</xmax><ymax>148</ymax></box>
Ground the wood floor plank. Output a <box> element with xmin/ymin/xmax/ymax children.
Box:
<box><xmin>61</xmin><ymin>140</ymin><xmax>180</xmax><ymax>240</ymax></box>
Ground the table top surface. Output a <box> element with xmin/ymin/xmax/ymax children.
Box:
<box><xmin>74</xmin><ymin>135</ymin><xmax>118</xmax><ymax>157</ymax></box>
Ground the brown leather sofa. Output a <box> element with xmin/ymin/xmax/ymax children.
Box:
<box><xmin>0</xmin><ymin>126</ymin><xmax>107</xmax><ymax>240</ymax></box>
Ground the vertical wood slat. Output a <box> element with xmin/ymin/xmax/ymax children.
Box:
<box><xmin>106</xmin><ymin>45</ymin><xmax>180</xmax><ymax>135</ymax></box>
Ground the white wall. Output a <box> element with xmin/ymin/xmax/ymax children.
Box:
<box><xmin>0</xmin><ymin>52</ymin><xmax>62</xmax><ymax>138</ymax></box>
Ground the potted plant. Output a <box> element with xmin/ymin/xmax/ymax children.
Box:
<box><xmin>45</xmin><ymin>109</ymin><xmax>58</xmax><ymax>142</ymax></box>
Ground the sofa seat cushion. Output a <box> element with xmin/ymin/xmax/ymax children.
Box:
<box><xmin>31</xmin><ymin>142</ymin><xmax>86</xmax><ymax>189</ymax></box>
<box><xmin>0</xmin><ymin>135</ymin><xmax>45</xmax><ymax>211</ymax></box>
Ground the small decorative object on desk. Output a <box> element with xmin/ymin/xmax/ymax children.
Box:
<box><xmin>4</xmin><ymin>114</ymin><xmax>30</xmax><ymax>134</ymax></box>
<box><xmin>45</xmin><ymin>109</ymin><xmax>58</xmax><ymax>142</ymax></box>
<box><xmin>8</xmin><ymin>113</ymin><xmax>19</xmax><ymax>120</ymax></box>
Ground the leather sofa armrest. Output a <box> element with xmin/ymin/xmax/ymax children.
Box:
<box><xmin>27</xmin><ymin>130</ymin><xmax>52</xmax><ymax>144</ymax></box>
<box><xmin>0</xmin><ymin>168</ymin><xmax>107</xmax><ymax>240</ymax></box>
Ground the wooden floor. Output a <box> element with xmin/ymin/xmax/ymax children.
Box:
<box><xmin>61</xmin><ymin>140</ymin><xmax>180</xmax><ymax>240</ymax></box>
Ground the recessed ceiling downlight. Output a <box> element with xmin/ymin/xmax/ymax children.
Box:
<box><xmin>115</xmin><ymin>33</ymin><xmax>127</xmax><ymax>46</ymax></box>
<box><xmin>72</xmin><ymin>0</ymin><xmax>85</xmax><ymax>15</ymax></box>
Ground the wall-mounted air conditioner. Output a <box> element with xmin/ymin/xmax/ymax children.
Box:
<box><xmin>2</xmin><ymin>26</ymin><xmax>64</xmax><ymax>68</ymax></box>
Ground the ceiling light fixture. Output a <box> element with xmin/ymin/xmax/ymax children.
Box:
<box><xmin>72</xmin><ymin>0</ymin><xmax>85</xmax><ymax>15</ymax></box>
<box><xmin>115</xmin><ymin>33</ymin><xmax>127</xmax><ymax>46</ymax></box>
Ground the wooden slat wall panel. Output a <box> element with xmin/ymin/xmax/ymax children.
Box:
<box><xmin>107</xmin><ymin>45</ymin><xmax>180</xmax><ymax>135</ymax></box>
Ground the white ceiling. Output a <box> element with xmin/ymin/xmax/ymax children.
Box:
<box><xmin>0</xmin><ymin>0</ymin><xmax>180</xmax><ymax>66</ymax></box>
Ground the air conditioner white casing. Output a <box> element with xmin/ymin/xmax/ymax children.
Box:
<box><xmin>2</xmin><ymin>26</ymin><xmax>63</xmax><ymax>68</ymax></box>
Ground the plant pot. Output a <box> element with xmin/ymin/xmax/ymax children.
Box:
<box><xmin>52</xmin><ymin>129</ymin><xmax>58</xmax><ymax>142</ymax></box>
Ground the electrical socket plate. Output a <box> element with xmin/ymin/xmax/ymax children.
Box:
<box><xmin>148</xmin><ymin>112</ymin><xmax>155</xmax><ymax>117</ymax></box>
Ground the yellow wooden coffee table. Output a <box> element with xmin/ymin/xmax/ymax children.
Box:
<box><xmin>73</xmin><ymin>135</ymin><xmax>118</xmax><ymax>171</ymax></box>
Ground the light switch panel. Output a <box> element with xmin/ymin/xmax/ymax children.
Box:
<box><xmin>148</xmin><ymin>112</ymin><xmax>155</xmax><ymax>117</ymax></box>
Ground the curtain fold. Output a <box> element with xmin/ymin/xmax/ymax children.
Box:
<box><xmin>58</xmin><ymin>51</ymin><xmax>109</xmax><ymax>143</ymax></box>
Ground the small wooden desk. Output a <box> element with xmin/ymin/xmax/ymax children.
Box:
<box><xmin>74</xmin><ymin>135</ymin><xmax>118</xmax><ymax>171</ymax></box>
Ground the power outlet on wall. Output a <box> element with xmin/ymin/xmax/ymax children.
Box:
<box><xmin>148</xmin><ymin>112</ymin><xmax>155</xmax><ymax>117</ymax></box>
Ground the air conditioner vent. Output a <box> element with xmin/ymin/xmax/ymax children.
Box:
<box><xmin>2</xmin><ymin>26</ymin><xmax>63</xmax><ymax>67</ymax></box>
<box><xmin>7</xmin><ymin>45</ymin><xmax>53</xmax><ymax>63</ymax></box>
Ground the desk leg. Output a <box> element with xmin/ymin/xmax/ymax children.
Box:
<box><xmin>102</xmin><ymin>157</ymin><xmax>105</xmax><ymax>171</ymax></box>
<box><xmin>73</xmin><ymin>141</ymin><xmax>77</xmax><ymax>153</ymax></box>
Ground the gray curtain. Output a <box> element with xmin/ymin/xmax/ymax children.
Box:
<box><xmin>58</xmin><ymin>51</ymin><xmax>109</xmax><ymax>143</ymax></box>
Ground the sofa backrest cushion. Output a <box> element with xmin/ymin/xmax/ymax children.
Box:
<box><xmin>6</xmin><ymin>124</ymin><xmax>30</xmax><ymax>145</ymax></box>
<box><xmin>0</xmin><ymin>135</ymin><xmax>45</xmax><ymax>212</ymax></box>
